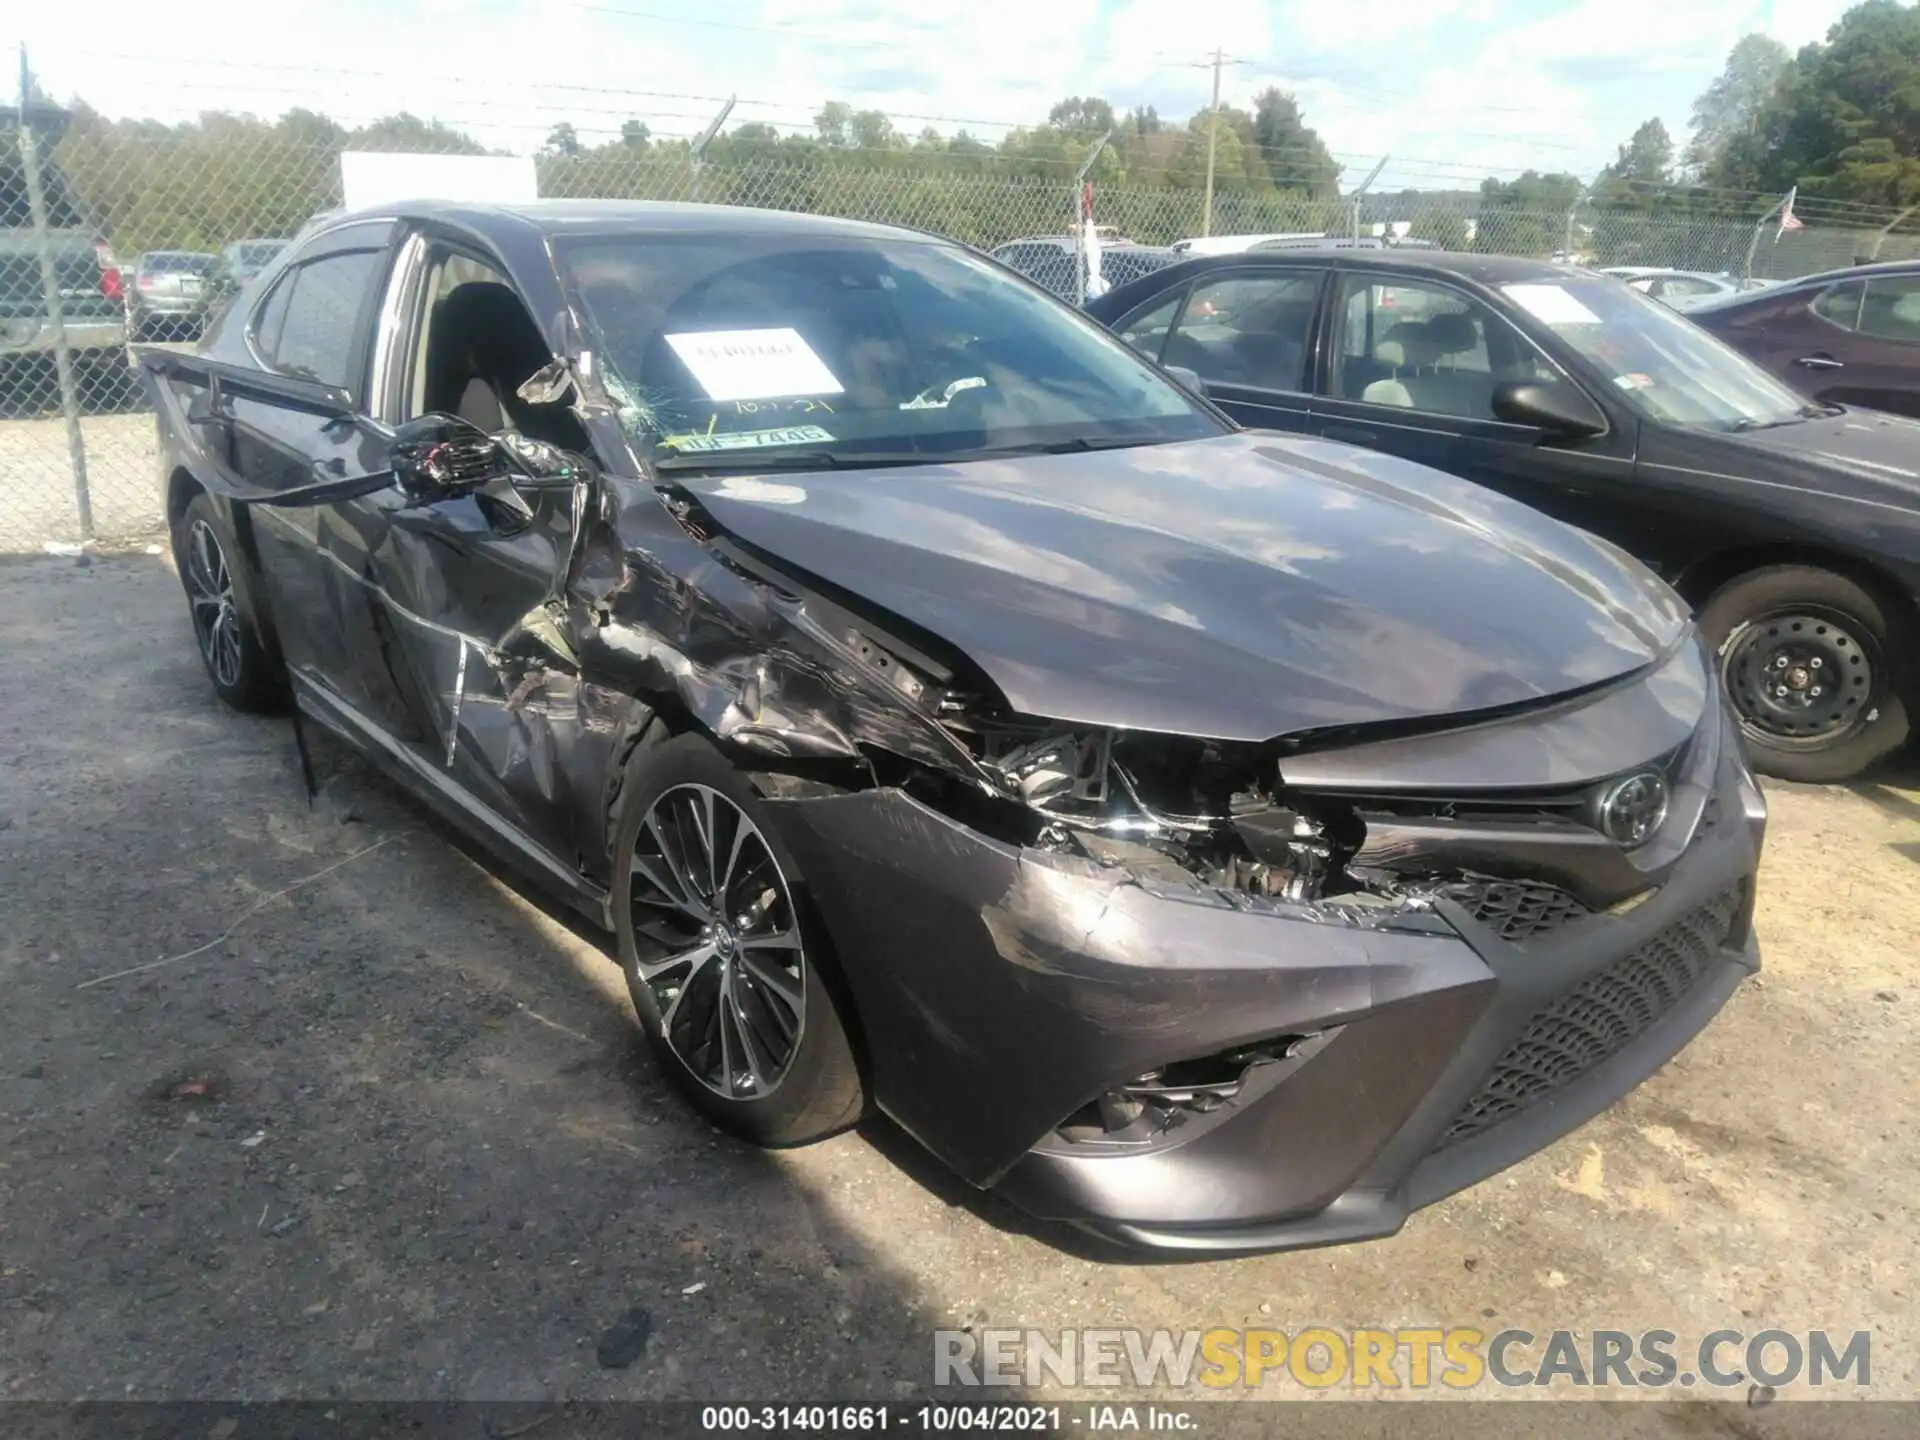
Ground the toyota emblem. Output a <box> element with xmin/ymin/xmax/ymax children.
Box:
<box><xmin>1597</xmin><ymin>771</ymin><xmax>1670</xmax><ymax>848</ymax></box>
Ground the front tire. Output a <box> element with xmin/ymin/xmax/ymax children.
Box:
<box><xmin>173</xmin><ymin>492</ymin><xmax>284</xmax><ymax>713</ymax></box>
<box><xmin>611</xmin><ymin>730</ymin><xmax>865</xmax><ymax>1146</ymax></box>
<box><xmin>1701</xmin><ymin>564</ymin><xmax>1911</xmax><ymax>783</ymax></box>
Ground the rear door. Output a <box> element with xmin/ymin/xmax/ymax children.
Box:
<box><xmin>219</xmin><ymin>223</ymin><xmax>396</xmax><ymax>701</ymax></box>
<box><xmin>1794</xmin><ymin>273</ymin><xmax>1920</xmax><ymax>417</ymax></box>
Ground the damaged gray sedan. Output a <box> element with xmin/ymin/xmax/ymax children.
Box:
<box><xmin>144</xmin><ymin>201</ymin><xmax>1766</xmax><ymax>1256</ymax></box>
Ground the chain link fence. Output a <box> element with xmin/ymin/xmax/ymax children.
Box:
<box><xmin>8</xmin><ymin>104</ymin><xmax>1920</xmax><ymax>554</ymax></box>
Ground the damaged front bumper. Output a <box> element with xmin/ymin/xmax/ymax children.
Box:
<box><xmin>766</xmin><ymin>732</ymin><xmax>1765</xmax><ymax>1257</ymax></box>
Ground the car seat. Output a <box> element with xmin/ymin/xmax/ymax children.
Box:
<box><xmin>424</xmin><ymin>282</ymin><xmax>578</xmax><ymax>446</ymax></box>
<box><xmin>1415</xmin><ymin>310</ymin><xmax>1495</xmax><ymax>418</ymax></box>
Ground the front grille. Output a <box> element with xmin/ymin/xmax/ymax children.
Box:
<box><xmin>1440</xmin><ymin>877</ymin><xmax>1592</xmax><ymax>942</ymax></box>
<box><xmin>1437</xmin><ymin>884</ymin><xmax>1744</xmax><ymax>1148</ymax></box>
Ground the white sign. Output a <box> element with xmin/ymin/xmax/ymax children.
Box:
<box><xmin>664</xmin><ymin>329</ymin><xmax>845</xmax><ymax>402</ymax></box>
<box><xmin>1502</xmin><ymin>283</ymin><xmax>1602</xmax><ymax>326</ymax></box>
<box><xmin>339</xmin><ymin>152</ymin><xmax>538</xmax><ymax>210</ymax></box>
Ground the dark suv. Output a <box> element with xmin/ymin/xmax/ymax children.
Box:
<box><xmin>1689</xmin><ymin>261</ymin><xmax>1920</xmax><ymax>419</ymax></box>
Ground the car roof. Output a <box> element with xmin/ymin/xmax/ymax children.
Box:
<box><xmin>1753</xmin><ymin>257</ymin><xmax>1920</xmax><ymax>288</ymax></box>
<box><xmin>1124</xmin><ymin>248</ymin><xmax>1594</xmax><ymax>288</ymax></box>
<box><xmin>329</xmin><ymin>198</ymin><xmax>940</xmax><ymax>245</ymax></box>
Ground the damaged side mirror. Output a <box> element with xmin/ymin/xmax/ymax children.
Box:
<box><xmin>391</xmin><ymin>414</ymin><xmax>514</xmax><ymax>505</ymax></box>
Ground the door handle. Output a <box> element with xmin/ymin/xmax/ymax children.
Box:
<box><xmin>1794</xmin><ymin>354</ymin><xmax>1844</xmax><ymax>370</ymax></box>
<box><xmin>1322</xmin><ymin>424</ymin><xmax>1379</xmax><ymax>446</ymax></box>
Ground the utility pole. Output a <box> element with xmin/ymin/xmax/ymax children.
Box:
<box><xmin>1201</xmin><ymin>49</ymin><xmax>1224</xmax><ymax>238</ymax></box>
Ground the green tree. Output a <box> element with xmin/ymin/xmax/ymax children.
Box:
<box><xmin>813</xmin><ymin>101</ymin><xmax>851</xmax><ymax>148</ymax></box>
<box><xmin>1747</xmin><ymin>0</ymin><xmax>1920</xmax><ymax>206</ymax></box>
<box><xmin>620</xmin><ymin>119</ymin><xmax>652</xmax><ymax>151</ymax></box>
<box><xmin>543</xmin><ymin>122</ymin><xmax>581</xmax><ymax>157</ymax></box>
<box><xmin>848</xmin><ymin>109</ymin><xmax>898</xmax><ymax>151</ymax></box>
<box><xmin>350</xmin><ymin>113</ymin><xmax>488</xmax><ymax>154</ymax></box>
<box><xmin>1047</xmin><ymin>96</ymin><xmax>1116</xmax><ymax>135</ymax></box>
<box><xmin>1474</xmin><ymin>171</ymin><xmax>1584</xmax><ymax>255</ymax></box>
<box><xmin>1591</xmin><ymin>117</ymin><xmax>1679</xmax><ymax>221</ymax></box>
<box><xmin>1610</xmin><ymin>118</ymin><xmax>1675</xmax><ymax>187</ymax></box>
<box><xmin>1250</xmin><ymin>87</ymin><xmax>1341</xmax><ymax>197</ymax></box>
<box><xmin>1684</xmin><ymin>33</ymin><xmax>1789</xmax><ymax>179</ymax></box>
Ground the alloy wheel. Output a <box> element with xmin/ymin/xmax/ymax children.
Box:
<box><xmin>628</xmin><ymin>784</ymin><xmax>807</xmax><ymax>1100</ymax></box>
<box><xmin>184</xmin><ymin>518</ymin><xmax>243</xmax><ymax>691</ymax></box>
<box><xmin>1722</xmin><ymin>608</ymin><xmax>1878</xmax><ymax>745</ymax></box>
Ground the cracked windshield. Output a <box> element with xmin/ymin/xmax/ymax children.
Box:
<box><xmin>562</xmin><ymin>234</ymin><xmax>1218</xmax><ymax>468</ymax></box>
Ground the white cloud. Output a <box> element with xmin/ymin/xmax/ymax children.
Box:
<box><xmin>1765</xmin><ymin>0</ymin><xmax>1859</xmax><ymax>50</ymax></box>
<box><xmin>19</xmin><ymin>0</ymin><xmax>1868</xmax><ymax>199</ymax></box>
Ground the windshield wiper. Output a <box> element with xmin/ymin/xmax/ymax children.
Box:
<box><xmin>651</xmin><ymin>450</ymin><xmax>940</xmax><ymax>474</ymax></box>
<box><xmin>651</xmin><ymin>435</ymin><xmax>1163</xmax><ymax>473</ymax></box>
<box><xmin>1725</xmin><ymin>400</ymin><xmax>1845</xmax><ymax>434</ymax></box>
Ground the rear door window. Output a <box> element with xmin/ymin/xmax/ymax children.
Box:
<box><xmin>1857</xmin><ymin>276</ymin><xmax>1920</xmax><ymax>344</ymax></box>
<box><xmin>1160</xmin><ymin>271</ymin><xmax>1321</xmax><ymax>393</ymax></box>
<box><xmin>267</xmin><ymin>250</ymin><xmax>384</xmax><ymax>394</ymax></box>
<box><xmin>1812</xmin><ymin>282</ymin><xmax>1865</xmax><ymax>330</ymax></box>
<box><xmin>1112</xmin><ymin>289</ymin><xmax>1185</xmax><ymax>362</ymax></box>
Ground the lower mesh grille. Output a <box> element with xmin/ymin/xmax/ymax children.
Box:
<box><xmin>1438</xmin><ymin>884</ymin><xmax>1744</xmax><ymax>1148</ymax></box>
<box><xmin>1440</xmin><ymin>877</ymin><xmax>1592</xmax><ymax>942</ymax></box>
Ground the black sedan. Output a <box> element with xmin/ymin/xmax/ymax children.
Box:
<box><xmin>142</xmin><ymin>201</ymin><xmax>1763</xmax><ymax>1256</ymax></box>
<box><xmin>1089</xmin><ymin>250</ymin><xmax>1920</xmax><ymax>782</ymax></box>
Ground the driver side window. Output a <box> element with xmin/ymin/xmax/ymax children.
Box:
<box><xmin>404</xmin><ymin>249</ymin><xmax>588</xmax><ymax>452</ymax></box>
<box><xmin>1332</xmin><ymin>275</ymin><xmax>1548</xmax><ymax>420</ymax></box>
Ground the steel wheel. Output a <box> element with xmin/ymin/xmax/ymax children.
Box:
<box><xmin>184</xmin><ymin>518</ymin><xmax>243</xmax><ymax>691</ymax></box>
<box><xmin>628</xmin><ymin>783</ymin><xmax>807</xmax><ymax>1100</ymax></box>
<box><xmin>1722</xmin><ymin>607</ymin><xmax>1878</xmax><ymax>746</ymax></box>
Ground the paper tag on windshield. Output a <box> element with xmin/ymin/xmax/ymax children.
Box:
<box><xmin>1503</xmin><ymin>284</ymin><xmax>1601</xmax><ymax>326</ymax></box>
<box><xmin>664</xmin><ymin>329</ymin><xmax>844</xmax><ymax>402</ymax></box>
<box><xmin>660</xmin><ymin>424</ymin><xmax>835</xmax><ymax>454</ymax></box>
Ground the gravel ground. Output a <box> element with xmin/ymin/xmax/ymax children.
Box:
<box><xmin>1</xmin><ymin>554</ymin><xmax>1916</xmax><ymax>1425</ymax></box>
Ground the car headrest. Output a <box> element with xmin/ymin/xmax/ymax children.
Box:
<box><xmin>1379</xmin><ymin>323</ymin><xmax>1440</xmax><ymax>368</ymax></box>
<box><xmin>1426</xmin><ymin>310</ymin><xmax>1479</xmax><ymax>354</ymax></box>
<box><xmin>1373</xmin><ymin>340</ymin><xmax>1406</xmax><ymax>369</ymax></box>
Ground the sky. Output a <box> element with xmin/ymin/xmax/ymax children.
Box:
<box><xmin>19</xmin><ymin>0</ymin><xmax>1869</xmax><ymax>193</ymax></box>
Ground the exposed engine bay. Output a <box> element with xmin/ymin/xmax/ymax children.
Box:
<box><xmin>897</xmin><ymin>701</ymin><xmax>1700</xmax><ymax>924</ymax></box>
<box><xmin>913</xmin><ymin>718</ymin><xmax>1426</xmax><ymax>914</ymax></box>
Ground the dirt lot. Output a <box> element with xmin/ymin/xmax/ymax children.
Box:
<box><xmin>2</xmin><ymin>554</ymin><xmax>1917</xmax><ymax>1420</ymax></box>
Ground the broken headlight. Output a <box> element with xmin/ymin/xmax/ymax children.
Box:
<box><xmin>976</xmin><ymin>725</ymin><xmax>1363</xmax><ymax>905</ymax></box>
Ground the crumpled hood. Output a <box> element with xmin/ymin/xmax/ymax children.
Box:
<box><xmin>685</xmin><ymin>432</ymin><xmax>1691</xmax><ymax>742</ymax></box>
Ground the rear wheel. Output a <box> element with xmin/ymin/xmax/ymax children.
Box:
<box><xmin>611</xmin><ymin>731</ymin><xmax>865</xmax><ymax>1145</ymax></box>
<box><xmin>1700</xmin><ymin>564</ymin><xmax>1911</xmax><ymax>783</ymax></box>
<box><xmin>173</xmin><ymin>492</ymin><xmax>284</xmax><ymax>713</ymax></box>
